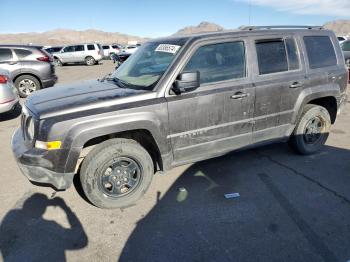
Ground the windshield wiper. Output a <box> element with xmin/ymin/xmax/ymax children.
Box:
<box><xmin>100</xmin><ymin>76</ymin><xmax>129</xmax><ymax>88</ymax></box>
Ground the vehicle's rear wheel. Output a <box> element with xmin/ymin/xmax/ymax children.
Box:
<box><xmin>289</xmin><ymin>104</ymin><xmax>331</xmax><ymax>155</ymax></box>
<box><xmin>85</xmin><ymin>56</ymin><xmax>96</xmax><ymax>66</ymax></box>
<box><xmin>53</xmin><ymin>58</ymin><xmax>63</xmax><ymax>66</ymax></box>
<box><xmin>14</xmin><ymin>75</ymin><xmax>41</xmax><ymax>98</ymax></box>
<box><xmin>80</xmin><ymin>138</ymin><xmax>154</xmax><ymax>209</ymax></box>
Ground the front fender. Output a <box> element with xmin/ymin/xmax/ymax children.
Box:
<box><xmin>62</xmin><ymin>111</ymin><xmax>170</xmax><ymax>173</ymax></box>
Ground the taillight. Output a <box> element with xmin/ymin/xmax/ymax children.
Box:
<box><xmin>0</xmin><ymin>75</ymin><xmax>8</xmax><ymax>84</ymax></box>
<box><xmin>37</xmin><ymin>56</ymin><xmax>50</xmax><ymax>62</ymax></box>
<box><xmin>98</xmin><ymin>50</ymin><xmax>101</xmax><ymax>55</ymax></box>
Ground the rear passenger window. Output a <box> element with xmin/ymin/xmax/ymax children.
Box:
<box><xmin>14</xmin><ymin>49</ymin><xmax>32</xmax><ymax>59</ymax></box>
<box><xmin>256</xmin><ymin>38</ymin><xmax>300</xmax><ymax>75</ymax></box>
<box><xmin>184</xmin><ymin>41</ymin><xmax>246</xmax><ymax>84</ymax></box>
<box><xmin>0</xmin><ymin>49</ymin><xmax>13</xmax><ymax>61</ymax></box>
<box><xmin>102</xmin><ymin>45</ymin><xmax>109</xmax><ymax>49</ymax></box>
<box><xmin>304</xmin><ymin>36</ymin><xmax>337</xmax><ymax>69</ymax></box>
<box><xmin>87</xmin><ymin>45</ymin><xmax>95</xmax><ymax>50</ymax></box>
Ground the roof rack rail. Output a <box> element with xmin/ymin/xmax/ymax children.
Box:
<box><xmin>239</xmin><ymin>25</ymin><xmax>323</xmax><ymax>31</ymax></box>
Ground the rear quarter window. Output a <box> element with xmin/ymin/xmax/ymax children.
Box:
<box><xmin>304</xmin><ymin>36</ymin><xmax>337</xmax><ymax>69</ymax></box>
<box><xmin>14</xmin><ymin>49</ymin><xmax>32</xmax><ymax>59</ymax></box>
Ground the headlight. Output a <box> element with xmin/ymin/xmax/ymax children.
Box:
<box><xmin>27</xmin><ymin>117</ymin><xmax>35</xmax><ymax>140</ymax></box>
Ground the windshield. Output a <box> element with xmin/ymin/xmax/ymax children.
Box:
<box><xmin>110</xmin><ymin>40</ymin><xmax>184</xmax><ymax>90</ymax></box>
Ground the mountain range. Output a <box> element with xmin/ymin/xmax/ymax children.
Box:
<box><xmin>0</xmin><ymin>20</ymin><xmax>349</xmax><ymax>46</ymax></box>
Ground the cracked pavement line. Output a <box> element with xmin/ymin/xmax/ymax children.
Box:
<box><xmin>254</xmin><ymin>150</ymin><xmax>350</xmax><ymax>205</ymax></box>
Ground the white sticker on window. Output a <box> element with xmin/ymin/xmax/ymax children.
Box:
<box><xmin>155</xmin><ymin>44</ymin><xmax>180</xmax><ymax>54</ymax></box>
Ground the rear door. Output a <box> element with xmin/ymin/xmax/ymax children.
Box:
<box><xmin>166</xmin><ymin>39</ymin><xmax>255</xmax><ymax>164</ymax></box>
<box><xmin>72</xmin><ymin>45</ymin><xmax>85</xmax><ymax>62</ymax></box>
<box><xmin>251</xmin><ymin>35</ymin><xmax>306</xmax><ymax>143</ymax></box>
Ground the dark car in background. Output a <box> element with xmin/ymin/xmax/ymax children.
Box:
<box><xmin>0</xmin><ymin>45</ymin><xmax>57</xmax><ymax>97</ymax></box>
<box><xmin>44</xmin><ymin>46</ymin><xmax>63</xmax><ymax>54</ymax></box>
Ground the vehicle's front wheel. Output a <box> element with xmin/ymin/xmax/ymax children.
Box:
<box><xmin>289</xmin><ymin>104</ymin><xmax>331</xmax><ymax>155</ymax></box>
<box><xmin>80</xmin><ymin>138</ymin><xmax>154</xmax><ymax>209</ymax></box>
<box><xmin>14</xmin><ymin>75</ymin><xmax>41</xmax><ymax>98</ymax></box>
<box><xmin>85</xmin><ymin>56</ymin><xmax>96</xmax><ymax>66</ymax></box>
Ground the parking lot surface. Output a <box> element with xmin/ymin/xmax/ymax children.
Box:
<box><xmin>0</xmin><ymin>61</ymin><xmax>350</xmax><ymax>262</ymax></box>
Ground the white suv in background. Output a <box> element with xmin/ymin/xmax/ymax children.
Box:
<box><xmin>52</xmin><ymin>43</ymin><xmax>103</xmax><ymax>66</ymax></box>
<box><xmin>102</xmin><ymin>44</ymin><xmax>121</xmax><ymax>58</ymax></box>
<box><xmin>120</xmin><ymin>45</ymin><xmax>138</xmax><ymax>54</ymax></box>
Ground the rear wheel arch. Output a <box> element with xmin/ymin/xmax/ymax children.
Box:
<box><xmin>306</xmin><ymin>96</ymin><xmax>337</xmax><ymax>124</ymax></box>
<box><xmin>293</xmin><ymin>90</ymin><xmax>338</xmax><ymax>125</ymax></box>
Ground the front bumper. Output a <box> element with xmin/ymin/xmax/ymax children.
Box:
<box><xmin>11</xmin><ymin>128</ymin><xmax>74</xmax><ymax>190</ymax></box>
<box><xmin>42</xmin><ymin>75</ymin><xmax>58</xmax><ymax>88</ymax></box>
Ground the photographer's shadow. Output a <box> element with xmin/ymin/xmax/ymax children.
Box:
<box><xmin>0</xmin><ymin>193</ymin><xmax>88</xmax><ymax>261</ymax></box>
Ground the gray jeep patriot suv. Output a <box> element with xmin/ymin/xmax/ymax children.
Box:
<box><xmin>12</xmin><ymin>26</ymin><xmax>348</xmax><ymax>209</ymax></box>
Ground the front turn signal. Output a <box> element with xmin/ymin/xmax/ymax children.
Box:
<box><xmin>35</xmin><ymin>140</ymin><xmax>62</xmax><ymax>150</ymax></box>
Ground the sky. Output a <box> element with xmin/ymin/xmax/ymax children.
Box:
<box><xmin>1</xmin><ymin>0</ymin><xmax>349</xmax><ymax>37</ymax></box>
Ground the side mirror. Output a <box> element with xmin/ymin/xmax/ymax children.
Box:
<box><xmin>172</xmin><ymin>71</ymin><xmax>200</xmax><ymax>94</ymax></box>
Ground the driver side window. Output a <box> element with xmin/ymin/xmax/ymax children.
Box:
<box><xmin>63</xmin><ymin>46</ymin><xmax>74</xmax><ymax>52</ymax></box>
<box><xmin>183</xmin><ymin>41</ymin><xmax>246</xmax><ymax>85</ymax></box>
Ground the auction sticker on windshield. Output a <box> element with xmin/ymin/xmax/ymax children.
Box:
<box><xmin>155</xmin><ymin>44</ymin><xmax>180</xmax><ymax>54</ymax></box>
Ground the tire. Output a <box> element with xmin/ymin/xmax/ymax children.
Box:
<box><xmin>80</xmin><ymin>138</ymin><xmax>154</xmax><ymax>209</ymax></box>
<box><xmin>14</xmin><ymin>75</ymin><xmax>41</xmax><ymax>98</ymax></box>
<box><xmin>85</xmin><ymin>56</ymin><xmax>96</xmax><ymax>66</ymax></box>
<box><xmin>289</xmin><ymin>104</ymin><xmax>331</xmax><ymax>155</ymax></box>
<box><xmin>53</xmin><ymin>58</ymin><xmax>63</xmax><ymax>66</ymax></box>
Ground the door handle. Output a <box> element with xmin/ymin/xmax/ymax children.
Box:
<box><xmin>231</xmin><ymin>92</ymin><xmax>248</xmax><ymax>99</ymax></box>
<box><xmin>289</xmin><ymin>82</ymin><xmax>303</xmax><ymax>88</ymax></box>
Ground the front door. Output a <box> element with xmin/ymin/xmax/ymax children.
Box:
<box><xmin>251</xmin><ymin>36</ymin><xmax>306</xmax><ymax>143</ymax></box>
<box><xmin>60</xmin><ymin>46</ymin><xmax>74</xmax><ymax>63</ymax></box>
<box><xmin>166</xmin><ymin>40</ymin><xmax>255</xmax><ymax>165</ymax></box>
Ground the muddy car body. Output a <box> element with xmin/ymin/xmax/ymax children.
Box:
<box><xmin>12</xmin><ymin>26</ymin><xmax>348</xmax><ymax>208</ymax></box>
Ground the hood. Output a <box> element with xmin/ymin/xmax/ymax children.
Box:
<box><xmin>26</xmin><ymin>79</ymin><xmax>147</xmax><ymax>118</ymax></box>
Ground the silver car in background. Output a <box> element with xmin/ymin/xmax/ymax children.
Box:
<box><xmin>0</xmin><ymin>69</ymin><xmax>19</xmax><ymax>114</ymax></box>
<box><xmin>0</xmin><ymin>45</ymin><xmax>57</xmax><ymax>98</ymax></box>
<box><xmin>52</xmin><ymin>43</ymin><xmax>103</xmax><ymax>66</ymax></box>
